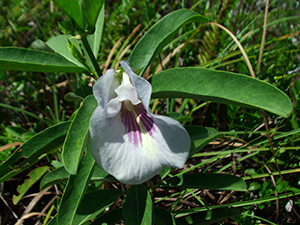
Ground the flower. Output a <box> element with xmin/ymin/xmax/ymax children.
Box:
<box><xmin>89</xmin><ymin>60</ymin><xmax>190</xmax><ymax>184</ymax></box>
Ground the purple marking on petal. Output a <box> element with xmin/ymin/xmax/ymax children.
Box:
<box><xmin>120</xmin><ymin>102</ymin><xmax>155</xmax><ymax>147</ymax></box>
<box><xmin>134</xmin><ymin>104</ymin><xmax>156</xmax><ymax>134</ymax></box>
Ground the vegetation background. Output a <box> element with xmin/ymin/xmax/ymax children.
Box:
<box><xmin>0</xmin><ymin>0</ymin><xmax>299</xmax><ymax>224</ymax></box>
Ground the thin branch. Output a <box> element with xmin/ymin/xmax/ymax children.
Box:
<box><xmin>207</xmin><ymin>22</ymin><xmax>256</xmax><ymax>78</ymax></box>
<box><xmin>257</xmin><ymin>0</ymin><xmax>269</xmax><ymax>74</ymax></box>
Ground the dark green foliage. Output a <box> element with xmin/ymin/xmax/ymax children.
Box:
<box><xmin>0</xmin><ymin>1</ymin><xmax>299</xmax><ymax>225</ymax></box>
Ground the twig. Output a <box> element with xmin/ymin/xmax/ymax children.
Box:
<box><xmin>0</xmin><ymin>142</ymin><xmax>23</xmax><ymax>153</ymax></box>
<box><xmin>21</xmin><ymin>187</ymin><xmax>52</xmax><ymax>217</ymax></box>
<box><xmin>15</xmin><ymin>213</ymin><xmax>47</xmax><ymax>225</ymax></box>
<box><xmin>257</xmin><ymin>0</ymin><xmax>269</xmax><ymax>74</ymax></box>
<box><xmin>206</xmin><ymin>22</ymin><xmax>256</xmax><ymax>78</ymax></box>
<box><xmin>103</xmin><ymin>36</ymin><xmax>126</xmax><ymax>74</ymax></box>
<box><xmin>264</xmin><ymin>164</ymin><xmax>279</xmax><ymax>222</ymax></box>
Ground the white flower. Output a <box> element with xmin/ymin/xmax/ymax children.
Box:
<box><xmin>89</xmin><ymin>61</ymin><xmax>190</xmax><ymax>184</ymax></box>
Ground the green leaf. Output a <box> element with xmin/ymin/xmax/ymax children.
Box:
<box><xmin>13</xmin><ymin>166</ymin><xmax>49</xmax><ymax>204</ymax></box>
<box><xmin>123</xmin><ymin>185</ymin><xmax>153</xmax><ymax>225</ymax></box>
<box><xmin>57</xmin><ymin>149</ymin><xmax>95</xmax><ymax>225</ymax></box>
<box><xmin>162</xmin><ymin>173</ymin><xmax>247</xmax><ymax>191</ymax></box>
<box><xmin>76</xmin><ymin>189</ymin><xmax>122</xmax><ymax>214</ymax></box>
<box><xmin>62</xmin><ymin>95</ymin><xmax>97</xmax><ymax>174</ymax></box>
<box><xmin>72</xmin><ymin>189</ymin><xmax>122</xmax><ymax>225</ymax></box>
<box><xmin>68</xmin><ymin>42</ymin><xmax>86</xmax><ymax>64</ymax></box>
<box><xmin>151</xmin><ymin>68</ymin><xmax>293</xmax><ymax>117</ymax></box>
<box><xmin>0</xmin><ymin>121</ymin><xmax>71</xmax><ymax>183</ymax></box>
<box><xmin>176</xmin><ymin>207</ymin><xmax>240</xmax><ymax>225</ymax></box>
<box><xmin>52</xmin><ymin>0</ymin><xmax>83</xmax><ymax>29</ymax></box>
<box><xmin>64</xmin><ymin>92</ymin><xmax>84</xmax><ymax>102</ymax></box>
<box><xmin>58</xmin><ymin>19</ymin><xmax>75</xmax><ymax>34</ymax></box>
<box><xmin>248</xmin><ymin>182</ymin><xmax>261</xmax><ymax>191</ymax></box>
<box><xmin>80</xmin><ymin>0</ymin><xmax>104</xmax><ymax>31</ymax></box>
<box><xmin>91</xmin><ymin>165</ymin><xmax>109</xmax><ymax>180</ymax></box>
<box><xmin>244</xmin><ymin>168</ymin><xmax>257</xmax><ymax>176</ymax></box>
<box><xmin>129</xmin><ymin>9</ymin><xmax>208</xmax><ymax>74</ymax></box>
<box><xmin>159</xmin><ymin>166</ymin><xmax>172</xmax><ymax>180</ymax></box>
<box><xmin>185</xmin><ymin>126</ymin><xmax>222</xmax><ymax>156</ymax></box>
<box><xmin>30</xmin><ymin>39</ymin><xmax>55</xmax><ymax>52</ymax></box>
<box><xmin>166</xmin><ymin>112</ymin><xmax>193</xmax><ymax>122</ymax></box>
<box><xmin>47</xmin><ymin>215</ymin><xmax>58</xmax><ymax>225</ymax></box>
<box><xmin>0</xmin><ymin>47</ymin><xmax>87</xmax><ymax>73</ymax></box>
<box><xmin>5</xmin><ymin>126</ymin><xmax>30</xmax><ymax>140</ymax></box>
<box><xmin>46</xmin><ymin>35</ymin><xmax>84</xmax><ymax>67</ymax></box>
<box><xmin>86</xmin><ymin>4</ymin><xmax>105</xmax><ymax>58</ymax></box>
<box><xmin>153</xmin><ymin>207</ymin><xmax>176</xmax><ymax>225</ymax></box>
<box><xmin>40</xmin><ymin>167</ymin><xmax>69</xmax><ymax>190</ymax></box>
<box><xmin>91</xmin><ymin>208</ymin><xmax>123</xmax><ymax>225</ymax></box>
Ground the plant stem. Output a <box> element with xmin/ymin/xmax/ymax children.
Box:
<box><xmin>257</xmin><ymin>0</ymin><xmax>269</xmax><ymax>74</ymax></box>
<box><xmin>52</xmin><ymin>79</ymin><xmax>60</xmax><ymax>123</ymax></box>
<box><xmin>174</xmin><ymin>191</ymin><xmax>300</xmax><ymax>216</ymax></box>
<box><xmin>81</xmin><ymin>35</ymin><xmax>102</xmax><ymax>79</ymax></box>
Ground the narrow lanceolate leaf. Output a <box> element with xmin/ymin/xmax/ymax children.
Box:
<box><xmin>87</xmin><ymin>4</ymin><xmax>105</xmax><ymax>58</ymax></box>
<box><xmin>151</xmin><ymin>68</ymin><xmax>293</xmax><ymax>117</ymax></box>
<box><xmin>0</xmin><ymin>47</ymin><xmax>87</xmax><ymax>73</ymax></box>
<box><xmin>57</xmin><ymin>149</ymin><xmax>95</xmax><ymax>225</ymax></box>
<box><xmin>40</xmin><ymin>167</ymin><xmax>69</xmax><ymax>190</ymax></box>
<box><xmin>80</xmin><ymin>0</ymin><xmax>105</xmax><ymax>30</ymax></box>
<box><xmin>13</xmin><ymin>166</ymin><xmax>49</xmax><ymax>204</ymax></box>
<box><xmin>5</xmin><ymin>126</ymin><xmax>30</xmax><ymax>140</ymax></box>
<box><xmin>176</xmin><ymin>207</ymin><xmax>240</xmax><ymax>225</ymax></box>
<box><xmin>123</xmin><ymin>185</ymin><xmax>153</xmax><ymax>225</ymax></box>
<box><xmin>62</xmin><ymin>95</ymin><xmax>97</xmax><ymax>174</ymax></box>
<box><xmin>46</xmin><ymin>35</ymin><xmax>84</xmax><ymax>67</ymax></box>
<box><xmin>52</xmin><ymin>0</ymin><xmax>83</xmax><ymax>29</ymax></box>
<box><xmin>129</xmin><ymin>9</ymin><xmax>208</xmax><ymax>74</ymax></box>
<box><xmin>185</xmin><ymin>126</ymin><xmax>222</xmax><ymax>157</ymax></box>
<box><xmin>0</xmin><ymin>121</ymin><xmax>71</xmax><ymax>183</ymax></box>
<box><xmin>91</xmin><ymin>208</ymin><xmax>123</xmax><ymax>225</ymax></box>
<box><xmin>153</xmin><ymin>207</ymin><xmax>176</xmax><ymax>225</ymax></box>
<box><xmin>73</xmin><ymin>189</ymin><xmax>122</xmax><ymax>224</ymax></box>
<box><xmin>162</xmin><ymin>173</ymin><xmax>247</xmax><ymax>191</ymax></box>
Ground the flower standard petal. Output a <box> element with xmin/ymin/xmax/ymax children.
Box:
<box><xmin>92</xmin><ymin>68</ymin><xmax>119</xmax><ymax>107</ymax></box>
<box><xmin>90</xmin><ymin>61</ymin><xmax>191</xmax><ymax>184</ymax></box>
<box><xmin>120</xmin><ymin>61</ymin><xmax>152</xmax><ymax>107</ymax></box>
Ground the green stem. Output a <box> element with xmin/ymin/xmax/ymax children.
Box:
<box><xmin>243</xmin><ymin>168</ymin><xmax>300</xmax><ymax>180</ymax></box>
<box><xmin>81</xmin><ymin>35</ymin><xmax>102</xmax><ymax>79</ymax></box>
<box><xmin>192</xmin><ymin>146</ymin><xmax>300</xmax><ymax>157</ymax></box>
<box><xmin>51</xmin><ymin>79</ymin><xmax>60</xmax><ymax>123</ymax></box>
<box><xmin>241</xmin><ymin>212</ymin><xmax>277</xmax><ymax>225</ymax></box>
<box><xmin>0</xmin><ymin>136</ymin><xmax>23</xmax><ymax>142</ymax></box>
<box><xmin>43</xmin><ymin>205</ymin><xmax>55</xmax><ymax>225</ymax></box>
<box><xmin>174</xmin><ymin>191</ymin><xmax>300</xmax><ymax>216</ymax></box>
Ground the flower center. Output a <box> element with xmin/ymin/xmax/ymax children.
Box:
<box><xmin>105</xmin><ymin>71</ymin><xmax>156</xmax><ymax>146</ymax></box>
<box><xmin>120</xmin><ymin>102</ymin><xmax>155</xmax><ymax>147</ymax></box>
<box><xmin>105</xmin><ymin>72</ymin><xmax>141</xmax><ymax>118</ymax></box>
